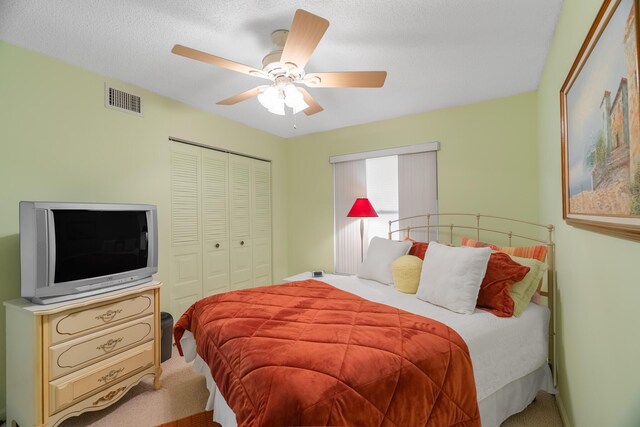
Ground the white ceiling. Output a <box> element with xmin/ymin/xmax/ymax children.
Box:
<box><xmin>0</xmin><ymin>0</ymin><xmax>563</xmax><ymax>138</ymax></box>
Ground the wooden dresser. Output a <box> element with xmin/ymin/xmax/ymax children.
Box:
<box><xmin>4</xmin><ymin>281</ymin><xmax>162</xmax><ymax>427</ymax></box>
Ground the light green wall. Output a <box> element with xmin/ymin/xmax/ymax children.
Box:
<box><xmin>285</xmin><ymin>92</ymin><xmax>540</xmax><ymax>274</ymax></box>
<box><xmin>7</xmin><ymin>3</ymin><xmax>640</xmax><ymax>423</ymax></box>
<box><xmin>0</xmin><ymin>41</ymin><xmax>289</xmax><ymax>416</ymax></box>
<box><xmin>537</xmin><ymin>1</ymin><xmax>640</xmax><ymax>426</ymax></box>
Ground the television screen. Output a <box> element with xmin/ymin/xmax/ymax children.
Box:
<box><xmin>53</xmin><ymin>210</ymin><xmax>149</xmax><ymax>283</ymax></box>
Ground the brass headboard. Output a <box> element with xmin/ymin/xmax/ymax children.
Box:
<box><xmin>388</xmin><ymin>213</ymin><xmax>556</xmax><ymax>386</ymax></box>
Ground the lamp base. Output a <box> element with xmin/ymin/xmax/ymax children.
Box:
<box><xmin>360</xmin><ymin>217</ymin><xmax>365</xmax><ymax>263</ymax></box>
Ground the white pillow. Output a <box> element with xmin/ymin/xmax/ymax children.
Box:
<box><xmin>357</xmin><ymin>237</ymin><xmax>411</xmax><ymax>285</ymax></box>
<box><xmin>415</xmin><ymin>242</ymin><xmax>492</xmax><ymax>314</ymax></box>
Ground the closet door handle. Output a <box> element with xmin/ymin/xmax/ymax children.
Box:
<box><xmin>215</xmin><ymin>243</ymin><xmax>220</xmax><ymax>248</ymax></box>
<box><xmin>240</xmin><ymin>241</ymin><xmax>245</xmax><ymax>246</ymax></box>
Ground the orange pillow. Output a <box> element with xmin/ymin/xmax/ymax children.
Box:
<box><xmin>408</xmin><ymin>241</ymin><xmax>429</xmax><ymax>260</ymax></box>
<box><xmin>403</xmin><ymin>237</ymin><xmax>429</xmax><ymax>260</ymax></box>
<box><xmin>460</xmin><ymin>237</ymin><xmax>547</xmax><ymax>261</ymax></box>
<box><xmin>461</xmin><ymin>236</ymin><xmax>547</xmax><ymax>294</ymax></box>
<box><xmin>476</xmin><ymin>252</ymin><xmax>531</xmax><ymax>317</ymax></box>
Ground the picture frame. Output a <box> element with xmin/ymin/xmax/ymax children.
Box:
<box><xmin>560</xmin><ymin>0</ymin><xmax>640</xmax><ymax>241</ymax></box>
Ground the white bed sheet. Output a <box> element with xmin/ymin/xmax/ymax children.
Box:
<box><xmin>179</xmin><ymin>275</ymin><xmax>556</xmax><ymax>426</ymax></box>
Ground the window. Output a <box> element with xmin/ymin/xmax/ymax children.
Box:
<box><xmin>366</xmin><ymin>156</ymin><xmax>398</xmax><ymax>243</ymax></box>
<box><xmin>332</xmin><ymin>143</ymin><xmax>439</xmax><ymax>274</ymax></box>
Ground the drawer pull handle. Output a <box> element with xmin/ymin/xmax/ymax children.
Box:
<box><xmin>93</xmin><ymin>386</ymin><xmax>126</xmax><ymax>405</ymax></box>
<box><xmin>98</xmin><ymin>367</ymin><xmax>125</xmax><ymax>384</ymax></box>
<box><xmin>95</xmin><ymin>309</ymin><xmax>123</xmax><ymax>323</ymax></box>
<box><xmin>240</xmin><ymin>240</ymin><xmax>245</xmax><ymax>246</ymax></box>
<box><xmin>215</xmin><ymin>243</ymin><xmax>220</xmax><ymax>248</ymax></box>
<box><xmin>96</xmin><ymin>337</ymin><xmax>123</xmax><ymax>353</ymax></box>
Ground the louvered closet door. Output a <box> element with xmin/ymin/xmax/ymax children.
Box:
<box><xmin>202</xmin><ymin>149</ymin><xmax>230</xmax><ymax>296</ymax></box>
<box><xmin>252</xmin><ymin>159</ymin><xmax>272</xmax><ymax>287</ymax></box>
<box><xmin>229</xmin><ymin>154</ymin><xmax>253</xmax><ymax>290</ymax></box>
<box><xmin>170</xmin><ymin>143</ymin><xmax>202</xmax><ymax>315</ymax></box>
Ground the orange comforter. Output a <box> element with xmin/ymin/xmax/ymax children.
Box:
<box><xmin>174</xmin><ymin>279</ymin><xmax>480</xmax><ymax>427</ymax></box>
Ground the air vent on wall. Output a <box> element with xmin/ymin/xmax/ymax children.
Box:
<box><xmin>105</xmin><ymin>84</ymin><xmax>143</xmax><ymax>116</ymax></box>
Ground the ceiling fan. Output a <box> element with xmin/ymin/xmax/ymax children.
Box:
<box><xmin>171</xmin><ymin>9</ymin><xmax>387</xmax><ymax>116</ymax></box>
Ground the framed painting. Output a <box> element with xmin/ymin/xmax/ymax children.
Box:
<box><xmin>561</xmin><ymin>0</ymin><xmax>640</xmax><ymax>241</ymax></box>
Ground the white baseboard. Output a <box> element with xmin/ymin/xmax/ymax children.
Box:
<box><xmin>556</xmin><ymin>393</ymin><xmax>572</xmax><ymax>427</ymax></box>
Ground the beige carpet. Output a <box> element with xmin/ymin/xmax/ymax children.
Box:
<box><xmin>59</xmin><ymin>345</ymin><xmax>563</xmax><ymax>427</ymax></box>
<box><xmin>60</xmin><ymin>346</ymin><xmax>210</xmax><ymax>427</ymax></box>
<box><xmin>502</xmin><ymin>390</ymin><xmax>564</xmax><ymax>426</ymax></box>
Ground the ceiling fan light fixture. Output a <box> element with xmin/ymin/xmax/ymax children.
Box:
<box><xmin>258</xmin><ymin>83</ymin><xmax>308</xmax><ymax>115</ymax></box>
<box><xmin>283</xmin><ymin>84</ymin><xmax>308</xmax><ymax>113</ymax></box>
<box><xmin>283</xmin><ymin>84</ymin><xmax>302</xmax><ymax>107</ymax></box>
<box><xmin>292</xmin><ymin>99</ymin><xmax>309</xmax><ymax>115</ymax></box>
<box><xmin>268</xmin><ymin>100</ymin><xmax>285</xmax><ymax>115</ymax></box>
<box><xmin>259</xmin><ymin>84</ymin><xmax>286</xmax><ymax>115</ymax></box>
<box><xmin>257</xmin><ymin>86</ymin><xmax>279</xmax><ymax>110</ymax></box>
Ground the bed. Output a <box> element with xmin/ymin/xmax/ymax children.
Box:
<box><xmin>174</xmin><ymin>213</ymin><xmax>557</xmax><ymax>427</ymax></box>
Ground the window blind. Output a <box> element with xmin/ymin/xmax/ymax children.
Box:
<box><xmin>398</xmin><ymin>151</ymin><xmax>438</xmax><ymax>242</ymax></box>
<box><xmin>333</xmin><ymin>144</ymin><xmax>438</xmax><ymax>274</ymax></box>
<box><xmin>333</xmin><ymin>160</ymin><xmax>366</xmax><ymax>274</ymax></box>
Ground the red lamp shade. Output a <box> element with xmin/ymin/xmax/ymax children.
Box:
<box><xmin>347</xmin><ymin>198</ymin><xmax>378</xmax><ymax>218</ymax></box>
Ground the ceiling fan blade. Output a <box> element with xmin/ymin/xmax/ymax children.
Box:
<box><xmin>172</xmin><ymin>44</ymin><xmax>268</xmax><ymax>79</ymax></box>
<box><xmin>297</xmin><ymin>87</ymin><xmax>324</xmax><ymax>115</ymax></box>
<box><xmin>217</xmin><ymin>86</ymin><xmax>267</xmax><ymax>105</ymax></box>
<box><xmin>280</xmin><ymin>10</ymin><xmax>329</xmax><ymax>69</ymax></box>
<box><xmin>303</xmin><ymin>71</ymin><xmax>387</xmax><ymax>88</ymax></box>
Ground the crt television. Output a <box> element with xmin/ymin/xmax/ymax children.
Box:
<box><xmin>20</xmin><ymin>201</ymin><xmax>158</xmax><ymax>304</ymax></box>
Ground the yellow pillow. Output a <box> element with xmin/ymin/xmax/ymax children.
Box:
<box><xmin>391</xmin><ymin>255</ymin><xmax>423</xmax><ymax>294</ymax></box>
<box><xmin>509</xmin><ymin>255</ymin><xmax>547</xmax><ymax>317</ymax></box>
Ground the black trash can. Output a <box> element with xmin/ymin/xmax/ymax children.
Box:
<box><xmin>160</xmin><ymin>312</ymin><xmax>174</xmax><ymax>363</ymax></box>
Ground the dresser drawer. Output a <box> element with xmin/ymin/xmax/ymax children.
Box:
<box><xmin>49</xmin><ymin>291</ymin><xmax>154</xmax><ymax>345</ymax></box>
<box><xmin>49</xmin><ymin>341</ymin><xmax>154</xmax><ymax>414</ymax></box>
<box><xmin>49</xmin><ymin>314</ymin><xmax>154</xmax><ymax>380</ymax></box>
